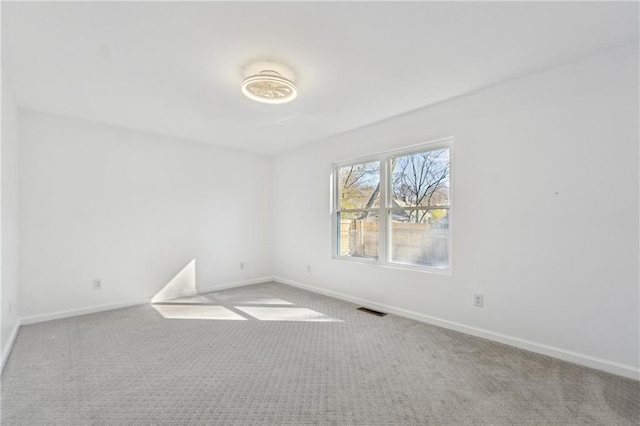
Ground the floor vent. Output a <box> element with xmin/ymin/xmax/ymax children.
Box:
<box><xmin>357</xmin><ymin>307</ymin><xmax>387</xmax><ymax>317</ymax></box>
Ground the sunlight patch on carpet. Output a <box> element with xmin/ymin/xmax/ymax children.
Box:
<box><xmin>235</xmin><ymin>306</ymin><xmax>342</xmax><ymax>322</ymax></box>
<box><xmin>153</xmin><ymin>304</ymin><xmax>247</xmax><ymax>320</ymax></box>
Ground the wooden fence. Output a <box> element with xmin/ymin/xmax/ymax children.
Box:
<box><xmin>339</xmin><ymin>219</ymin><xmax>448</xmax><ymax>266</ymax></box>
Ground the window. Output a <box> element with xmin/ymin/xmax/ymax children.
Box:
<box><xmin>336</xmin><ymin>160</ymin><xmax>381</xmax><ymax>260</ymax></box>
<box><xmin>333</xmin><ymin>139</ymin><xmax>451</xmax><ymax>272</ymax></box>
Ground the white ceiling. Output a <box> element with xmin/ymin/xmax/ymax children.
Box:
<box><xmin>2</xmin><ymin>1</ymin><xmax>638</xmax><ymax>154</ymax></box>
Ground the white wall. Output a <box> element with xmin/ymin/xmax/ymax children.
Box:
<box><xmin>19</xmin><ymin>111</ymin><xmax>273</xmax><ymax>319</ymax></box>
<box><xmin>272</xmin><ymin>44</ymin><xmax>639</xmax><ymax>377</ymax></box>
<box><xmin>1</xmin><ymin>74</ymin><xmax>21</xmax><ymax>365</ymax></box>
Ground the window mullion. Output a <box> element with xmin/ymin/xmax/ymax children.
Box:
<box><xmin>379</xmin><ymin>157</ymin><xmax>388</xmax><ymax>265</ymax></box>
<box><xmin>388</xmin><ymin>206</ymin><xmax>450</xmax><ymax>211</ymax></box>
<box><xmin>336</xmin><ymin>208</ymin><xmax>380</xmax><ymax>213</ymax></box>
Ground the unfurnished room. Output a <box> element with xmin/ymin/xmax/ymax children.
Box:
<box><xmin>0</xmin><ymin>1</ymin><xmax>639</xmax><ymax>425</ymax></box>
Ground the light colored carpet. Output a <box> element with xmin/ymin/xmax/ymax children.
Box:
<box><xmin>1</xmin><ymin>281</ymin><xmax>638</xmax><ymax>425</ymax></box>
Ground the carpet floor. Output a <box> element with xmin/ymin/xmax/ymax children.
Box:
<box><xmin>1</xmin><ymin>281</ymin><xmax>638</xmax><ymax>425</ymax></box>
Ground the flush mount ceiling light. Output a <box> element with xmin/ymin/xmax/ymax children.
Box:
<box><xmin>241</xmin><ymin>62</ymin><xmax>297</xmax><ymax>104</ymax></box>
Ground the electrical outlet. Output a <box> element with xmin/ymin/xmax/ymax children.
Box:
<box><xmin>473</xmin><ymin>293</ymin><xmax>483</xmax><ymax>307</ymax></box>
<box><xmin>307</xmin><ymin>265</ymin><xmax>311</xmax><ymax>273</ymax></box>
<box><xmin>240</xmin><ymin>261</ymin><xmax>245</xmax><ymax>270</ymax></box>
<box><xmin>93</xmin><ymin>279</ymin><xmax>103</xmax><ymax>290</ymax></box>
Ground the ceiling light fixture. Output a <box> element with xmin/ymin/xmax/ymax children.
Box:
<box><xmin>241</xmin><ymin>62</ymin><xmax>297</xmax><ymax>104</ymax></box>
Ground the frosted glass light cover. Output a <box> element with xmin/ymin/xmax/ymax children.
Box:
<box><xmin>241</xmin><ymin>70</ymin><xmax>297</xmax><ymax>104</ymax></box>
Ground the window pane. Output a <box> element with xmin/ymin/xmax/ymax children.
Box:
<box><xmin>389</xmin><ymin>209</ymin><xmax>449</xmax><ymax>268</ymax></box>
<box><xmin>337</xmin><ymin>212</ymin><xmax>379</xmax><ymax>260</ymax></box>
<box><xmin>391</xmin><ymin>148</ymin><xmax>449</xmax><ymax>207</ymax></box>
<box><xmin>337</xmin><ymin>162</ymin><xmax>380</xmax><ymax>209</ymax></box>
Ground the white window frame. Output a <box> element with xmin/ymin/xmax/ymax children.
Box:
<box><xmin>331</xmin><ymin>137</ymin><xmax>453</xmax><ymax>274</ymax></box>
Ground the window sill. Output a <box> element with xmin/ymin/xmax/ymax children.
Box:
<box><xmin>332</xmin><ymin>255</ymin><xmax>452</xmax><ymax>276</ymax></box>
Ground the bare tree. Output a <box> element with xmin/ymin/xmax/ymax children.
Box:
<box><xmin>339</xmin><ymin>162</ymin><xmax>379</xmax><ymax>210</ymax></box>
<box><xmin>338</xmin><ymin>150</ymin><xmax>449</xmax><ymax>223</ymax></box>
<box><xmin>392</xmin><ymin>149</ymin><xmax>449</xmax><ymax>223</ymax></box>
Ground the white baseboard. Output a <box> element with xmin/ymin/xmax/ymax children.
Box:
<box><xmin>19</xmin><ymin>276</ymin><xmax>276</xmax><ymax>326</ymax></box>
<box><xmin>1</xmin><ymin>321</ymin><xmax>21</xmax><ymax>374</ymax></box>
<box><xmin>274</xmin><ymin>276</ymin><xmax>640</xmax><ymax>381</ymax></box>
<box><xmin>197</xmin><ymin>276</ymin><xmax>275</xmax><ymax>294</ymax></box>
<box><xmin>151</xmin><ymin>289</ymin><xmax>198</xmax><ymax>304</ymax></box>
<box><xmin>20</xmin><ymin>298</ymin><xmax>152</xmax><ymax>325</ymax></box>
